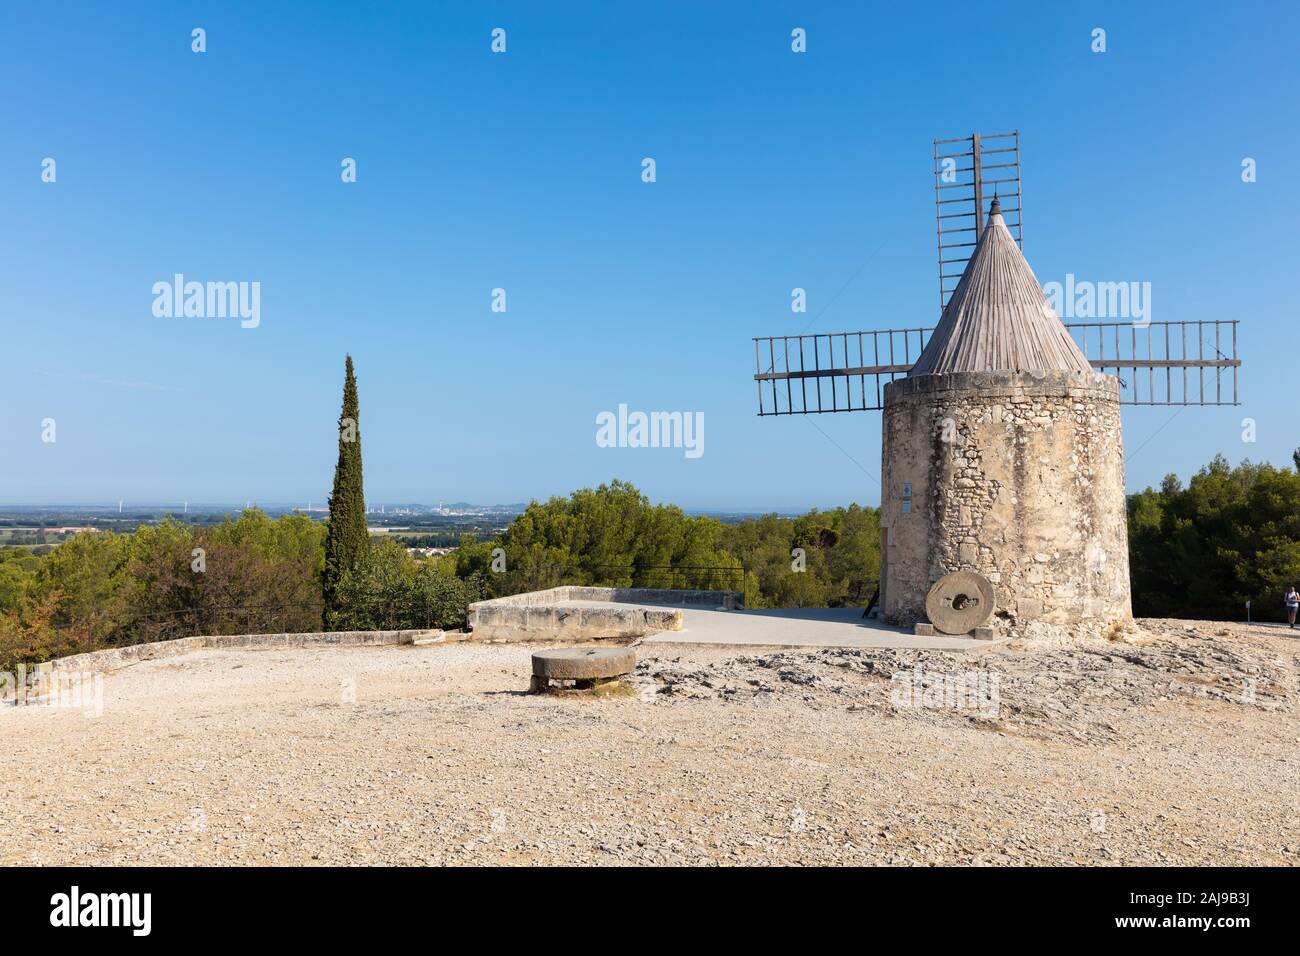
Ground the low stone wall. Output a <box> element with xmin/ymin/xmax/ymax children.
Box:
<box><xmin>47</xmin><ymin>628</ymin><xmax>448</xmax><ymax>675</ymax></box>
<box><xmin>467</xmin><ymin>586</ymin><xmax>741</xmax><ymax>642</ymax></box>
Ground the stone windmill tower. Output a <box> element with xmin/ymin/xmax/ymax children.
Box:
<box><xmin>752</xmin><ymin>132</ymin><xmax>1241</xmax><ymax>640</ymax></box>
<box><xmin>880</xmin><ymin>197</ymin><xmax>1131</xmax><ymax>638</ymax></box>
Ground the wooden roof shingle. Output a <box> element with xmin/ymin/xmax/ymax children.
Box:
<box><xmin>910</xmin><ymin>199</ymin><xmax>1093</xmax><ymax>376</ymax></box>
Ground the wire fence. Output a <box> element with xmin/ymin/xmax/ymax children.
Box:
<box><xmin>488</xmin><ymin>564</ymin><xmax>745</xmax><ymax>597</ymax></box>
<box><xmin>41</xmin><ymin>564</ymin><xmax>745</xmax><ymax>645</ymax></box>
<box><xmin>51</xmin><ymin>600</ymin><xmax>325</xmax><ymax>640</ymax></box>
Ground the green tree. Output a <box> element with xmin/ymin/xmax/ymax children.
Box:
<box><xmin>110</xmin><ymin>511</ymin><xmax>326</xmax><ymax>643</ymax></box>
<box><xmin>717</xmin><ymin>505</ymin><xmax>880</xmax><ymax>609</ymax></box>
<box><xmin>330</xmin><ymin>539</ymin><xmax>480</xmax><ymax>631</ymax></box>
<box><xmin>34</xmin><ymin>530</ymin><xmax>129</xmax><ymax>639</ymax></box>
<box><xmin>0</xmin><ymin>591</ymin><xmax>96</xmax><ymax>674</ymax></box>
<box><xmin>492</xmin><ymin>480</ymin><xmax>742</xmax><ymax>593</ymax></box>
<box><xmin>322</xmin><ymin>355</ymin><xmax>370</xmax><ymax>622</ymax></box>
<box><xmin>0</xmin><ymin>550</ymin><xmax>40</xmax><ymax>613</ymax></box>
<box><xmin>1128</xmin><ymin>456</ymin><xmax>1300</xmax><ymax>620</ymax></box>
<box><xmin>111</xmin><ymin>518</ymin><xmax>195</xmax><ymax>641</ymax></box>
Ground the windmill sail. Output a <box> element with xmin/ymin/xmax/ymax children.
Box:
<box><xmin>934</xmin><ymin>131</ymin><xmax>1022</xmax><ymax>311</ymax></box>
<box><xmin>752</xmin><ymin>134</ymin><xmax>1241</xmax><ymax>414</ymax></box>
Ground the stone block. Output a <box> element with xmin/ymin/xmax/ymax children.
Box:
<box><xmin>526</xmin><ymin>606</ymin><xmax>559</xmax><ymax>631</ymax></box>
<box><xmin>1016</xmin><ymin>598</ymin><xmax>1044</xmax><ymax>621</ymax></box>
<box><xmin>554</xmin><ymin>607</ymin><xmax>583</xmax><ymax>633</ymax></box>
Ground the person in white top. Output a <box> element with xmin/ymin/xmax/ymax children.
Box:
<box><xmin>1286</xmin><ymin>587</ymin><xmax>1299</xmax><ymax>629</ymax></box>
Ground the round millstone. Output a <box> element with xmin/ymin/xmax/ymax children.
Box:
<box><xmin>531</xmin><ymin>647</ymin><xmax>636</xmax><ymax>682</ymax></box>
<box><xmin>925</xmin><ymin>570</ymin><xmax>995</xmax><ymax>635</ymax></box>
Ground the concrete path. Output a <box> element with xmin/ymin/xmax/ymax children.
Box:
<box><xmin>558</xmin><ymin>601</ymin><xmax>990</xmax><ymax>651</ymax></box>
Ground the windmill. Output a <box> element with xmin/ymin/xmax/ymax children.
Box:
<box><xmin>750</xmin><ymin>131</ymin><xmax>1242</xmax><ymax>641</ymax></box>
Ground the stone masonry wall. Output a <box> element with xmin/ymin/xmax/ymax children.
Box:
<box><xmin>881</xmin><ymin>370</ymin><xmax>1132</xmax><ymax>636</ymax></box>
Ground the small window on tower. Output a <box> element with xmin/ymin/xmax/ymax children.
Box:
<box><xmin>901</xmin><ymin>482</ymin><xmax>913</xmax><ymax>514</ymax></box>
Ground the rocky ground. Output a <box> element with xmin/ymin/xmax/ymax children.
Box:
<box><xmin>3</xmin><ymin>618</ymin><xmax>1297</xmax><ymax>866</ymax></box>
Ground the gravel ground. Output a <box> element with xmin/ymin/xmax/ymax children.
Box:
<box><xmin>3</xmin><ymin>618</ymin><xmax>1297</xmax><ymax>866</ymax></box>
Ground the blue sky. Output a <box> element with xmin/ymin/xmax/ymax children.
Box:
<box><xmin>2</xmin><ymin>1</ymin><xmax>1296</xmax><ymax>511</ymax></box>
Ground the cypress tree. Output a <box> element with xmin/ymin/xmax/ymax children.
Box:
<box><xmin>322</xmin><ymin>354</ymin><xmax>370</xmax><ymax>623</ymax></box>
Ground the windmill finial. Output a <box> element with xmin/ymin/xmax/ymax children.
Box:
<box><xmin>989</xmin><ymin>195</ymin><xmax>1001</xmax><ymax>217</ymax></box>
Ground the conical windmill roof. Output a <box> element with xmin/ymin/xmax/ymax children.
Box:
<box><xmin>909</xmin><ymin>199</ymin><xmax>1093</xmax><ymax>376</ymax></box>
